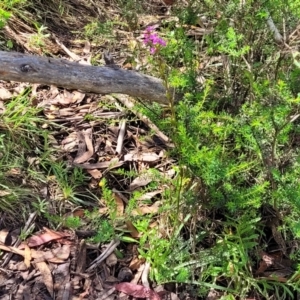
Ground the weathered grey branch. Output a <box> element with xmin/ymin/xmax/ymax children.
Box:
<box><xmin>266</xmin><ymin>13</ymin><xmax>283</xmax><ymax>44</ymax></box>
<box><xmin>0</xmin><ymin>51</ymin><xmax>168</xmax><ymax>104</ymax></box>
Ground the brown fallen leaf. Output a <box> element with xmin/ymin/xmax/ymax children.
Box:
<box><xmin>115</xmin><ymin>282</ymin><xmax>161</xmax><ymax>300</ymax></box>
<box><xmin>24</xmin><ymin>245</ymin><xmax>31</xmax><ymax>268</ymax></box>
<box><xmin>64</xmin><ymin>90</ymin><xmax>85</xmax><ymax>104</ymax></box>
<box><xmin>129</xmin><ymin>173</ymin><xmax>154</xmax><ymax>191</ymax></box>
<box><xmin>106</xmin><ymin>252</ymin><xmax>118</xmax><ymax>267</ymax></box>
<box><xmin>50</xmin><ymin>93</ymin><xmax>70</xmax><ymax>105</ymax></box>
<box><xmin>256</xmin><ymin>251</ymin><xmax>275</xmax><ymax>275</ymax></box>
<box><xmin>99</xmin><ymin>207</ymin><xmax>109</xmax><ymax>215</ymax></box>
<box><xmin>0</xmin><ymin>229</ymin><xmax>9</xmax><ymax>244</ymax></box>
<box><xmin>125</xmin><ymin>221</ymin><xmax>140</xmax><ymax>238</ymax></box>
<box><xmin>0</xmin><ymin>86</ymin><xmax>12</xmax><ymax>100</ymax></box>
<box><xmin>87</xmin><ymin>169</ymin><xmax>102</xmax><ymax>179</ymax></box>
<box><xmin>61</xmin><ymin>132</ymin><xmax>78</xmax><ymax>152</ymax></box>
<box><xmin>35</xmin><ymin>261</ymin><xmax>54</xmax><ymax>297</ymax></box>
<box><xmin>74</xmin><ymin>129</ymin><xmax>94</xmax><ymax>164</ymax></box>
<box><xmin>129</xmin><ymin>257</ymin><xmax>145</xmax><ymax>271</ymax></box>
<box><xmin>0</xmin><ymin>242</ymin><xmax>26</xmax><ymax>259</ymax></box>
<box><xmin>0</xmin><ymin>190</ymin><xmax>11</xmax><ymax>196</ymax></box>
<box><xmin>83</xmin><ymin>41</ymin><xmax>91</xmax><ymax>54</ymax></box>
<box><xmin>131</xmin><ymin>202</ymin><xmax>160</xmax><ymax>216</ymax></box>
<box><xmin>48</xmin><ymin>244</ymin><xmax>71</xmax><ymax>263</ymax></box>
<box><xmin>5</xmin><ymin>168</ymin><xmax>21</xmax><ymax>176</ymax></box>
<box><xmin>58</xmin><ymin>107</ymin><xmax>75</xmax><ymax>117</ymax></box>
<box><xmin>114</xmin><ymin>193</ymin><xmax>124</xmax><ymax>217</ymax></box>
<box><xmin>31</xmin><ymin>249</ymin><xmax>59</xmax><ymax>262</ymax></box>
<box><xmin>72</xmin><ymin>209</ymin><xmax>85</xmax><ymax>218</ymax></box>
<box><xmin>24</xmin><ymin>227</ymin><xmax>70</xmax><ymax>248</ymax></box>
<box><xmin>73</xmin><ymin>158</ymin><xmax>123</xmax><ymax>170</ymax></box>
<box><xmin>138</xmin><ymin>190</ymin><xmax>162</xmax><ymax>201</ymax></box>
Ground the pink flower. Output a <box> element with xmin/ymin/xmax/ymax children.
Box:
<box><xmin>143</xmin><ymin>26</ymin><xmax>166</xmax><ymax>54</ymax></box>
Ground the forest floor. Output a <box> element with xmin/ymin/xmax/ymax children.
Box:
<box><xmin>0</xmin><ymin>0</ymin><xmax>299</xmax><ymax>299</ymax></box>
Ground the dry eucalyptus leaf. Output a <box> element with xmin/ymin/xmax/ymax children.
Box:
<box><xmin>129</xmin><ymin>258</ymin><xmax>145</xmax><ymax>271</ymax></box>
<box><xmin>48</xmin><ymin>244</ymin><xmax>71</xmax><ymax>263</ymax></box>
<box><xmin>0</xmin><ymin>243</ymin><xmax>25</xmax><ymax>257</ymax></box>
<box><xmin>35</xmin><ymin>261</ymin><xmax>54</xmax><ymax>297</ymax></box>
<box><xmin>71</xmin><ymin>90</ymin><xmax>85</xmax><ymax>103</ymax></box>
<box><xmin>0</xmin><ymin>190</ymin><xmax>11</xmax><ymax>197</ymax></box>
<box><xmin>124</xmin><ymin>152</ymin><xmax>160</xmax><ymax>163</ymax></box>
<box><xmin>83</xmin><ymin>41</ymin><xmax>91</xmax><ymax>54</ymax></box>
<box><xmin>87</xmin><ymin>169</ymin><xmax>102</xmax><ymax>179</ymax></box>
<box><xmin>0</xmin><ymin>87</ymin><xmax>12</xmax><ymax>100</ymax></box>
<box><xmin>129</xmin><ymin>171</ymin><xmax>155</xmax><ymax>191</ymax></box>
<box><xmin>138</xmin><ymin>190</ymin><xmax>162</xmax><ymax>201</ymax></box>
<box><xmin>61</xmin><ymin>132</ymin><xmax>78</xmax><ymax>152</ymax></box>
<box><xmin>74</xmin><ymin>129</ymin><xmax>94</xmax><ymax>164</ymax></box>
<box><xmin>114</xmin><ymin>193</ymin><xmax>124</xmax><ymax>216</ymax></box>
<box><xmin>0</xmin><ymin>229</ymin><xmax>9</xmax><ymax>244</ymax></box>
<box><xmin>25</xmin><ymin>227</ymin><xmax>70</xmax><ymax>248</ymax></box>
<box><xmin>62</xmin><ymin>90</ymin><xmax>85</xmax><ymax>104</ymax></box>
<box><xmin>125</xmin><ymin>221</ymin><xmax>140</xmax><ymax>238</ymax></box>
<box><xmin>58</xmin><ymin>107</ymin><xmax>74</xmax><ymax>117</ymax></box>
<box><xmin>131</xmin><ymin>202</ymin><xmax>160</xmax><ymax>216</ymax></box>
<box><xmin>106</xmin><ymin>253</ymin><xmax>118</xmax><ymax>267</ymax></box>
<box><xmin>115</xmin><ymin>282</ymin><xmax>161</xmax><ymax>300</ymax></box>
<box><xmin>23</xmin><ymin>245</ymin><xmax>31</xmax><ymax>268</ymax></box>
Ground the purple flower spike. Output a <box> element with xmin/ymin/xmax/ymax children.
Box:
<box><xmin>143</xmin><ymin>26</ymin><xmax>166</xmax><ymax>54</ymax></box>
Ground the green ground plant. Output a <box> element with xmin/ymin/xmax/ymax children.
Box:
<box><xmin>0</xmin><ymin>90</ymin><xmax>94</xmax><ymax>222</ymax></box>
<box><xmin>132</xmin><ymin>0</ymin><xmax>300</xmax><ymax>297</ymax></box>
<box><xmin>28</xmin><ymin>24</ymin><xmax>50</xmax><ymax>51</ymax></box>
<box><xmin>0</xmin><ymin>94</ymin><xmax>73</xmax><ymax>226</ymax></box>
<box><xmin>0</xmin><ymin>0</ymin><xmax>27</xmax><ymax>29</ymax></box>
<box><xmin>47</xmin><ymin>162</ymin><xmax>96</xmax><ymax>206</ymax></box>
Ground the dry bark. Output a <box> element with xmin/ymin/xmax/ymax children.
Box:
<box><xmin>0</xmin><ymin>51</ymin><xmax>168</xmax><ymax>104</ymax></box>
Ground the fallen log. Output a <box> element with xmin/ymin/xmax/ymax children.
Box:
<box><xmin>0</xmin><ymin>51</ymin><xmax>168</xmax><ymax>104</ymax></box>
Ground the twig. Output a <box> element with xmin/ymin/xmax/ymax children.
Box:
<box><xmin>86</xmin><ymin>238</ymin><xmax>120</xmax><ymax>272</ymax></box>
<box><xmin>95</xmin><ymin>287</ymin><xmax>116</xmax><ymax>300</ymax></box>
<box><xmin>1</xmin><ymin>212</ymin><xmax>37</xmax><ymax>267</ymax></box>
<box><xmin>113</xmin><ymin>94</ymin><xmax>172</xmax><ymax>146</ymax></box>
<box><xmin>131</xmin><ymin>264</ymin><xmax>145</xmax><ymax>284</ymax></box>
<box><xmin>116</xmin><ymin>120</ymin><xmax>126</xmax><ymax>154</ymax></box>
<box><xmin>266</xmin><ymin>12</ymin><xmax>283</xmax><ymax>44</ymax></box>
<box><xmin>141</xmin><ymin>261</ymin><xmax>151</xmax><ymax>289</ymax></box>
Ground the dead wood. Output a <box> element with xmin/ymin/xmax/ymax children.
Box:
<box><xmin>0</xmin><ymin>51</ymin><xmax>168</xmax><ymax>104</ymax></box>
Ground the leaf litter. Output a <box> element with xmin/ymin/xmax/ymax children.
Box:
<box><xmin>0</xmin><ymin>2</ymin><xmax>178</xmax><ymax>298</ymax></box>
<box><xmin>3</xmin><ymin>82</ymin><xmax>181</xmax><ymax>298</ymax></box>
<box><xmin>0</xmin><ymin>0</ymin><xmax>297</xmax><ymax>299</ymax></box>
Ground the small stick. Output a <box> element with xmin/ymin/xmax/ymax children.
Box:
<box><xmin>266</xmin><ymin>13</ymin><xmax>283</xmax><ymax>44</ymax></box>
<box><xmin>1</xmin><ymin>212</ymin><xmax>37</xmax><ymax>267</ymax></box>
<box><xmin>113</xmin><ymin>94</ymin><xmax>172</xmax><ymax>145</ymax></box>
<box><xmin>116</xmin><ymin>120</ymin><xmax>127</xmax><ymax>154</ymax></box>
<box><xmin>86</xmin><ymin>238</ymin><xmax>120</xmax><ymax>272</ymax></box>
<box><xmin>141</xmin><ymin>261</ymin><xmax>151</xmax><ymax>289</ymax></box>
